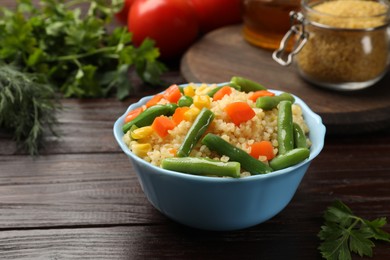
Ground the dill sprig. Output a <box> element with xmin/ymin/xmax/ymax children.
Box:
<box><xmin>0</xmin><ymin>64</ymin><xmax>58</xmax><ymax>155</ymax></box>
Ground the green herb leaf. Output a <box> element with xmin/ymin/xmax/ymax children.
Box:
<box><xmin>349</xmin><ymin>229</ymin><xmax>374</xmax><ymax>257</ymax></box>
<box><xmin>318</xmin><ymin>200</ymin><xmax>390</xmax><ymax>260</ymax></box>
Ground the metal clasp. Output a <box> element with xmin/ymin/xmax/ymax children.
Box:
<box><xmin>272</xmin><ymin>11</ymin><xmax>309</xmax><ymax>66</ymax></box>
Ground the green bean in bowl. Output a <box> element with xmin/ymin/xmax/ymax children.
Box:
<box><xmin>122</xmin><ymin>77</ymin><xmax>312</xmax><ymax>178</ymax></box>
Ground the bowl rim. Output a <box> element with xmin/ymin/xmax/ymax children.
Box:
<box><xmin>113</xmin><ymin>82</ymin><xmax>326</xmax><ymax>183</ymax></box>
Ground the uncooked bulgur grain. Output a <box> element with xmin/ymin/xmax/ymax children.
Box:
<box><xmin>296</xmin><ymin>0</ymin><xmax>389</xmax><ymax>84</ymax></box>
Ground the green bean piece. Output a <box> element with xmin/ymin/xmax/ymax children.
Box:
<box><xmin>269</xmin><ymin>148</ymin><xmax>310</xmax><ymax>170</ymax></box>
<box><xmin>230</xmin><ymin>76</ymin><xmax>267</xmax><ymax>92</ymax></box>
<box><xmin>293</xmin><ymin>123</ymin><xmax>308</xmax><ymax>148</ymax></box>
<box><xmin>122</xmin><ymin>104</ymin><xmax>177</xmax><ymax>133</ymax></box>
<box><xmin>277</xmin><ymin>100</ymin><xmax>294</xmax><ymax>155</ymax></box>
<box><xmin>256</xmin><ymin>92</ymin><xmax>295</xmax><ymax>110</ymax></box>
<box><xmin>178</xmin><ymin>95</ymin><xmax>193</xmax><ymax>107</ymax></box>
<box><xmin>161</xmin><ymin>157</ymin><xmax>241</xmax><ymax>178</ymax></box>
<box><xmin>207</xmin><ymin>83</ymin><xmax>241</xmax><ymax>97</ymax></box>
<box><xmin>177</xmin><ymin>108</ymin><xmax>215</xmax><ymax>157</ymax></box>
<box><xmin>201</xmin><ymin>133</ymin><xmax>273</xmax><ymax>175</ymax></box>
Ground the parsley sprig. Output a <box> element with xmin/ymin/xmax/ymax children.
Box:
<box><xmin>0</xmin><ymin>0</ymin><xmax>167</xmax><ymax>154</ymax></box>
<box><xmin>318</xmin><ymin>200</ymin><xmax>390</xmax><ymax>260</ymax></box>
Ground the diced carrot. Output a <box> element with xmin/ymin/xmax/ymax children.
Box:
<box><xmin>151</xmin><ymin>115</ymin><xmax>175</xmax><ymax>138</ymax></box>
<box><xmin>172</xmin><ymin>106</ymin><xmax>190</xmax><ymax>125</ymax></box>
<box><xmin>146</xmin><ymin>94</ymin><xmax>164</xmax><ymax>108</ymax></box>
<box><xmin>250</xmin><ymin>141</ymin><xmax>275</xmax><ymax>160</ymax></box>
<box><xmin>224</xmin><ymin>102</ymin><xmax>255</xmax><ymax>125</ymax></box>
<box><xmin>213</xmin><ymin>86</ymin><xmax>232</xmax><ymax>101</ymax></box>
<box><xmin>124</xmin><ymin>107</ymin><xmax>143</xmax><ymax>123</ymax></box>
<box><xmin>163</xmin><ymin>84</ymin><xmax>182</xmax><ymax>103</ymax></box>
<box><xmin>249</xmin><ymin>90</ymin><xmax>275</xmax><ymax>102</ymax></box>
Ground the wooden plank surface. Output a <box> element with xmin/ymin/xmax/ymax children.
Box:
<box><xmin>1</xmin><ymin>115</ymin><xmax>389</xmax><ymax>227</ymax></box>
<box><xmin>0</xmin><ymin>225</ymin><xmax>326</xmax><ymax>259</ymax></box>
<box><xmin>0</xmin><ymin>153</ymin><xmax>167</xmax><ymax>229</ymax></box>
<box><xmin>0</xmin><ymin>213</ymin><xmax>389</xmax><ymax>259</ymax></box>
<box><xmin>180</xmin><ymin>25</ymin><xmax>390</xmax><ymax>134</ymax></box>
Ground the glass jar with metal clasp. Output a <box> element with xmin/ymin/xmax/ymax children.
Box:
<box><xmin>273</xmin><ymin>0</ymin><xmax>390</xmax><ymax>91</ymax></box>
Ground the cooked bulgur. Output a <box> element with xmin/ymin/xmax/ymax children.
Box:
<box><xmin>123</xmin><ymin>83</ymin><xmax>310</xmax><ymax>177</ymax></box>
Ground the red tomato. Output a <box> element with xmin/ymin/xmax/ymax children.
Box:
<box><xmin>128</xmin><ymin>0</ymin><xmax>199</xmax><ymax>59</ymax></box>
<box><xmin>115</xmin><ymin>0</ymin><xmax>135</xmax><ymax>25</ymax></box>
<box><xmin>189</xmin><ymin>0</ymin><xmax>242</xmax><ymax>33</ymax></box>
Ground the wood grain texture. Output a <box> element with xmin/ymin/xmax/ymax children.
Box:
<box><xmin>1</xmin><ymin>127</ymin><xmax>389</xmax><ymax>229</ymax></box>
<box><xmin>0</xmin><ymin>153</ymin><xmax>169</xmax><ymax>229</ymax></box>
<box><xmin>180</xmin><ymin>25</ymin><xmax>390</xmax><ymax>134</ymax></box>
<box><xmin>0</xmin><ymin>226</ymin><xmax>324</xmax><ymax>259</ymax></box>
<box><xmin>0</xmin><ymin>220</ymin><xmax>389</xmax><ymax>259</ymax></box>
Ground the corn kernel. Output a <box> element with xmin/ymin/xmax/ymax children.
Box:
<box><xmin>131</xmin><ymin>126</ymin><xmax>154</xmax><ymax>139</ymax></box>
<box><xmin>193</xmin><ymin>95</ymin><xmax>211</xmax><ymax>109</ymax></box>
<box><xmin>184</xmin><ymin>107</ymin><xmax>200</xmax><ymax>121</ymax></box>
<box><xmin>131</xmin><ymin>143</ymin><xmax>151</xmax><ymax>157</ymax></box>
<box><xmin>195</xmin><ymin>84</ymin><xmax>212</xmax><ymax>96</ymax></box>
<box><xmin>183</xmin><ymin>86</ymin><xmax>195</xmax><ymax>97</ymax></box>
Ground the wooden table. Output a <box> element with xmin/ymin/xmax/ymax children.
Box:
<box><xmin>1</xmin><ymin>1</ymin><xmax>390</xmax><ymax>259</ymax></box>
<box><xmin>1</xmin><ymin>75</ymin><xmax>390</xmax><ymax>260</ymax></box>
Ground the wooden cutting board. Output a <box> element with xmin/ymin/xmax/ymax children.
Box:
<box><xmin>180</xmin><ymin>25</ymin><xmax>390</xmax><ymax>134</ymax></box>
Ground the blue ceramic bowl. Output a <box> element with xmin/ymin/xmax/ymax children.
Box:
<box><xmin>113</xmin><ymin>84</ymin><xmax>326</xmax><ymax>231</ymax></box>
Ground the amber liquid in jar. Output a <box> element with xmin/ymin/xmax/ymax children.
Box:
<box><xmin>241</xmin><ymin>0</ymin><xmax>300</xmax><ymax>50</ymax></box>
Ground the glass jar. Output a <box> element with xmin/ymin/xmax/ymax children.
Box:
<box><xmin>241</xmin><ymin>0</ymin><xmax>301</xmax><ymax>50</ymax></box>
<box><xmin>273</xmin><ymin>0</ymin><xmax>390</xmax><ymax>91</ymax></box>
